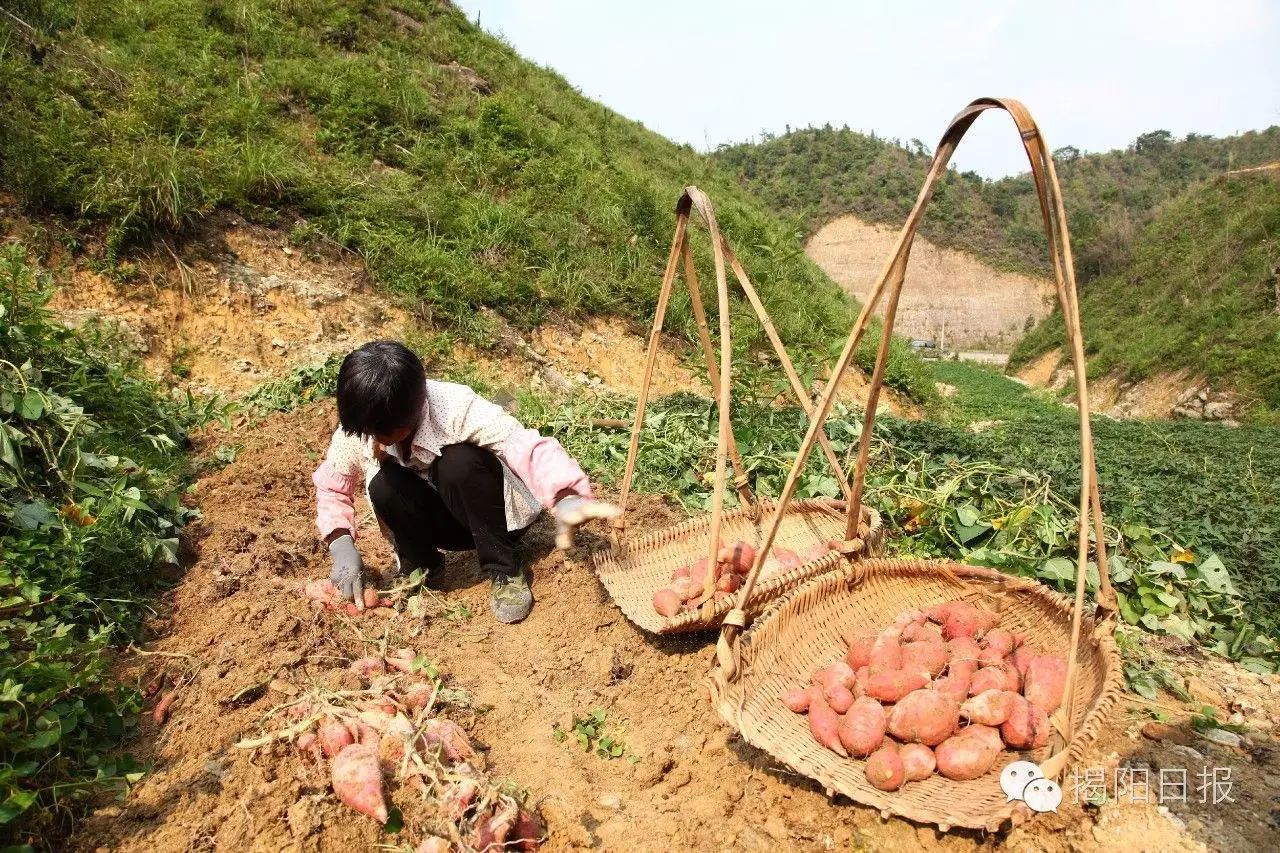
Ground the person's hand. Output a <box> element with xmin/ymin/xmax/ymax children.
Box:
<box><xmin>553</xmin><ymin>495</ymin><xmax>621</xmax><ymax>549</ymax></box>
<box><xmin>328</xmin><ymin>534</ymin><xmax>365</xmax><ymax>610</ymax></box>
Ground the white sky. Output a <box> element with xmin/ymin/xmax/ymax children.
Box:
<box><xmin>453</xmin><ymin>0</ymin><xmax>1280</xmax><ymax>178</ymax></box>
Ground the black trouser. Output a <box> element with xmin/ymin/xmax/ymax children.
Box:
<box><xmin>368</xmin><ymin>443</ymin><xmax>525</xmax><ymax>578</ymax></box>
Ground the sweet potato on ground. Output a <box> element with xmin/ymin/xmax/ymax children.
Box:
<box><xmin>960</xmin><ymin>689</ymin><xmax>1019</xmax><ymax>726</ymax></box>
<box><xmin>1001</xmin><ymin>693</ymin><xmax>1051</xmax><ymax>749</ymax></box>
<box><xmin>865</xmin><ymin>742</ymin><xmax>905</xmax><ymax>791</ymax></box>
<box><xmin>899</xmin><ymin>743</ymin><xmax>937</xmax><ymax>782</ymax></box>
<box><xmin>415</xmin><ymin>838</ymin><xmax>452</xmax><ymax>853</ymax></box>
<box><xmin>349</xmin><ymin>657</ymin><xmax>386</xmax><ymax>678</ymax></box>
<box><xmin>442</xmin><ymin>778</ymin><xmax>481</xmax><ymax>821</ymax></box>
<box><xmin>781</xmin><ymin>687</ymin><xmax>810</xmax><ymax>713</ymax></box>
<box><xmin>935</xmin><ymin>731</ymin><xmax>1002</xmax><ymax>781</ymax></box>
<box><xmin>862</xmin><ymin>668</ymin><xmax>928</xmax><ymax>703</ymax></box>
<box><xmin>421</xmin><ymin>718</ymin><xmax>476</xmax><ymax>763</ymax></box>
<box><xmin>887</xmin><ymin>689</ymin><xmax>961</xmax><ymax>746</ymax></box>
<box><xmin>1023</xmin><ymin>655</ymin><xmax>1068</xmax><ymax>714</ymax></box>
<box><xmin>331</xmin><ymin>743</ymin><xmax>388</xmax><ymax>822</ymax></box>
<box><xmin>806</xmin><ymin>686</ymin><xmax>847</xmax><ymax>756</ymax></box>
<box><xmin>152</xmin><ymin>690</ymin><xmax>178</xmax><ymax>725</ymax></box>
<box><xmin>319</xmin><ymin>718</ymin><xmax>356</xmax><ymax>758</ymax></box>
<box><xmin>837</xmin><ymin>696</ymin><xmax>886</xmax><ymax>757</ymax></box>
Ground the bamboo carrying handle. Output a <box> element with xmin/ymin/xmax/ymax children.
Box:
<box><xmin>719</xmin><ymin>99</ymin><xmax>1117</xmax><ymax>747</ymax></box>
<box><xmin>612</xmin><ymin>187</ymin><xmax>854</xmax><ymax>609</ymax></box>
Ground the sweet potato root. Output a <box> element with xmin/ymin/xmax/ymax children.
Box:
<box><xmin>868</xmin><ymin>631</ymin><xmax>904</xmax><ymax>674</ymax></box>
<box><xmin>899</xmin><ymin>743</ymin><xmax>936</xmax><ymax>782</ymax></box>
<box><xmin>837</xmin><ymin>696</ymin><xmax>886</xmax><ymax>757</ymax></box>
<box><xmin>811</xmin><ymin>662</ymin><xmax>856</xmax><ymax>697</ymax></box>
<box><xmin>421</xmin><ymin>717</ymin><xmax>476</xmax><ymax>764</ymax></box>
<box><xmin>886</xmin><ymin>689</ymin><xmax>960</xmax><ymax>746</ymax></box>
<box><xmin>415</xmin><ymin>838</ymin><xmax>452</xmax><ymax>853</ymax></box>
<box><xmin>862</xmin><ymin>668</ymin><xmax>928</xmax><ymax>703</ymax></box>
<box><xmin>781</xmin><ymin>687</ymin><xmax>811</xmax><ymax>713</ymax></box>
<box><xmin>331</xmin><ymin>743</ymin><xmax>388</xmax><ymax>822</ymax></box>
<box><xmin>152</xmin><ymin>690</ymin><xmax>178</xmax><ymax>725</ymax></box>
<box><xmin>1001</xmin><ymin>693</ymin><xmax>1051</xmax><ymax>749</ymax></box>
<box><xmin>901</xmin><ymin>621</ymin><xmax>942</xmax><ymax>643</ymax></box>
<box><xmin>1023</xmin><ymin>655</ymin><xmax>1068</xmax><ymax>714</ymax></box>
<box><xmin>442</xmin><ymin>778</ymin><xmax>481</xmax><ymax>822</ymax></box>
<box><xmin>935</xmin><ymin>730</ymin><xmax>1001</xmax><ymax>781</ymax></box>
<box><xmin>926</xmin><ymin>601</ymin><xmax>1001</xmax><ymax>640</ymax></box>
<box><xmin>901</xmin><ymin>639</ymin><xmax>949</xmax><ymax>678</ymax></box>
<box><xmin>946</xmin><ymin>637</ymin><xmax>983</xmax><ymax>679</ymax></box>
<box><xmin>717</xmin><ymin>541</ymin><xmax>757</xmax><ymax>574</ymax></box>
<box><xmin>806</xmin><ymin>687</ymin><xmax>847</xmax><ymax>756</ymax></box>
<box><xmin>843</xmin><ymin>633</ymin><xmax>876</xmax><ymax>670</ymax></box>
<box><xmin>652</xmin><ymin>587</ymin><xmax>682</xmax><ymax>617</ymax></box>
<box><xmin>932</xmin><ymin>672</ymin><xmax>972</xmax><ymax>703</ymax></box>
<box><xmin>865</xmin><ymin>742</ymin><xmax>905</xmax><ymax>791</ymax></box>
<box><xmin>319</xmin><ymin>718</ymin><xmax>356</xmax><ymax>758</ymax></box>
<box><xmin>969</xmin><ymin>662</ymin><xmax>1020</xmax><ymax>695</ymax></box>
<box><xmin>960</xmin><ymin>690</ymin><xmax>1019</xmax><ymax>726</ymax></box>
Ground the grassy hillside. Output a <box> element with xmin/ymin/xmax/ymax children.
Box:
<box><xmin>714</xmin><ymin>123</ymin><xmax>1280</xmax><ymax>282</ymax></box>
<box><xmin>1011</xmin><ymin>173</ymin><xmax>1280</xmax><ymax>415</ymax></box>
<box><xmin>0</xmin><ymin>0</ymin><xmax>931</xmax><ymax>399</ymax></box>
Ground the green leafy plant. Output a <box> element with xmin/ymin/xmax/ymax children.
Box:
<box><xmin>552</xmin><ymin>709</ymin><xmax>635</xmax><ymax>761</ymax></box>
<box><xmin>0</xmin><ymin>245</ymin><xmax>212</xmax><ymax>842</ymax></box>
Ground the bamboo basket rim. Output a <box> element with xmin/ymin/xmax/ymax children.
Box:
<box><xmin>592</xmin><ymin>498</ymin><xmax>884</xmax><ymax>634</ymax></box>
<box><xmin>708</xmin><ymin>557</ymin><xmax>1126</xmax><ymax>830</ymax></box>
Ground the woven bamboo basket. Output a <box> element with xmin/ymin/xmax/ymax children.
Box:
<box><xmin>707</xmin><ymin>98</ymin><xmax>1124</xmax><ymax>829</ymax></box>
<box><xmin>594</xmin><ymin>498</ymin><xmax>883</xmax><ymax>634</ymax></box>
<box><xmin>595</xmin><ymin>187</ymin><xmax>883</xmax><ymax>634</ymax></box>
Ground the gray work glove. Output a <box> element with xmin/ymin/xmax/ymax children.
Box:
<box><xmin>329</xmin><ymin>534</ymin><xmax>365</xmax><ymax>610</ymax></box>
<box><xmin>553</xmin><ymin>495</ymin><xmax>622</xmax><ymax>550</ymax></box>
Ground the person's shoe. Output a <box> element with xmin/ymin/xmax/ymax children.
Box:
<box><xmin>489</xmin><ymin>572</ymin><xmax>533</xmax><ymax>623</ymax></box>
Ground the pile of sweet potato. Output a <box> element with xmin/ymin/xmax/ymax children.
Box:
<box><xmin>282</xmin><ymin>647</ymin><xmax>541</xmax><ymax>850</ymax></box>
<box><xmin>651</xmin><ymin>539</ymin><xmax>837</xmax><ymax>617</ymax></box>
<box><xmin>781</xmin><ymin>600</ymin><xmax>1068</xmax><ymax>790</ymax></box>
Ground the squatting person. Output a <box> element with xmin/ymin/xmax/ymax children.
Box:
<box><xmin>312</xmin><ymin>340</ymin><xmax>619</xmax><ymax>623</ymax></box>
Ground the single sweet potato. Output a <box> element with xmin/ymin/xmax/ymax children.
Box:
<box><xmin>811</xmin><ymin>661</ymin><xmax>856</xmax><ymax>696</ymax></box>
<box><xmin>349</xmin><ymin>657</ymin><xmax>386</xmax><ymax>678</ymax></box>
<box><xmin>901</xmin><ymin>639</ymin><xmax>949</xmax><ymax>678</ymax></box>
<box><xmin>331</xmin><ymin>743</ymin><xmax>388</xmax><ymax>823</ymax></box>
<box><xmin>868</xmin><ymin>631</ymin><xmax>904</xmax><ymax>674</ymax></box>
<box><xmin>1023</xmin><ymin>655</ymin><xmax>1068</xmax><ymax>714</ymax></box>
<box><xmin>801</xmin><ymin>541</ymin><xmax>833</xmax><ymax>562</ymax></box>
<box><xmin>893</xmin><ymin>609</ymin><xmax>927</xmax><ymax>629</ymax></box>
<box><xmin>932</xmin><ymin>672</ymin><xmax>972</xmax><ymax>702</ymax></box>
<box><xmin>899</xmin><ymin>743</ymin><xmax>936</xmax><ymax>782</ymax></box>
<box><xmin>960</xmin><ymin>689</ymin><xmax>1019</xmax><ymax>726</ymax></box>
<box><xmin>1001</xmin><ymin>693</ymin><xmax>1051</xmax><ymax>749</ymax></box>
<box><xmin>442</xmin><ymin>777</ymin><xmax>481</xmax><ymax>821</ymax></box>
<box><xmin>806</xmin><ymin>686</ymin><xmax>847</xmax><ymax>756</ymax></box>
<box><xmin>927</xmin><ymin>601</ymin><xmax>1001</xmax><ymax>640</ymax></box>
<box><xmin>319</xmin><ymin>718</ymin><xmax>356</xmax><ymax>758</ymax></box>
<box><xmin>716</xmin><ymin>572</ymin><xmax>743</xmax><ymax>593</ymax></box>
<box><xmin>946</xmin><ymin>637</ymin><xmax>983</xmax><ymax>679</ymax></box>
<box><xmin>887</xmin><ymin>689</ymin><xmax>961</xmax><ymax>746</ymax></box>
<box><xmin>718</xmin><ymin>541</ymin><xmax>757</xmax><ymax>574</ymax></box>
<box><xmin>781</xmin><ymin>687</ymin><xmax>810</xmax><ymax>713</ymax></box>
<box><xmin>980</xmin><ymin>627</ymin><xmax>1017</xmax><ymax>660</ymax></box>
<box><xmin>837</xmin><ymin>696</ymin><xmax>886</xmax><ymax>757</ymax></box>
<box><xmin>826</xmin><ymin>684</ymin><xmax>855</xmax><ymax>714</ymax></box>
<box><xmin>862</xmin><ymin>668</ymin><xmax>928</xmax><ymax>703</ymax></box>
<box><xmin>415</xmin><ymin>837</ymin><xmax>452</xmax><ymax>853</ymax></box>
<box><xmin>963</xmin><ymin>723</ymin><xmax>1005</xmax><ymax>753</ymax></box>
<box><xmin>652</xmin><ymin>587</ymin><xmax>682</xmax><ymax>617</ymax></box>
<box><xmin>852</xmin><ymin>665</ymin><xmax>870</xmax><ymax>697</ymax></box>
<box><xmin>152</xmin><ymin>690</ymin><xmax>178</xmax><ymax>725</ymax></box>
<box><xmin>935</xmin><ymin>731</ymin><xmax>1001</xmax><ymax>781</ymax></box>
<box><xmin>969</xmin><ymin>662</ymin><xmax>1020</xmax><ymax>695</ymax></box>
<box><xmin>511</xmin><ymin>809</ymin><xmax>544</xmax><ymax>852</ymax></box>
<box><xmin>843</xmin><ymin>633</ymin><xmax>876</xmax><ymax>670</ymax></box>
<box><xmin>363</xmin><ymin>587</ymin><xmax>381</xmax><ymax>609</ymax></box>
<box><xmin>1008</xmin><ymin>645</ymin><xmax>1036</xmax><ymax>677</ymax></box>
<box><xmin>420</xmin><ymin>717</ymin><xmax>476</xmax><ymax>763</ymax></box>
<box><xmin>865</xmin><ymin>742</ymin><xmax>905</xmax><ymax>791</ymax></box>
<box><xmin>303</xmin><ymin>578</ymin><xmax>341</xmax><ymax>607</ymax></box>
<box><xmin>672</xmin><ymin>577</ymin><xmax>702</xmax><ymax>603</ymax></box>
<box><xmin>385</xmin><ymin>647</ymin><xmax>417</xmax><ymax>675</ymax></box>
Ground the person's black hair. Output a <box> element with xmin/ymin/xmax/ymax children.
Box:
<box><xmin>336</xmin><ymin>341</ymin><xmax>426</xmax><ymax>438</ymax></box>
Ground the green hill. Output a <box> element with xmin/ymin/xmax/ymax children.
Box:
<box><xmin>0</xmin><ymin>0</ymin><xmax>929</xmax><ymax>398</ymax></box>
<box><xmin>1011</xmin><ymin>171</ymin><xmax>1280</xmax><ymax>416</ymax></box>
<box><xmin>713</xmin><ymin>123</ymin><xmax>1280</xmax><ymax>282</ymax></box>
